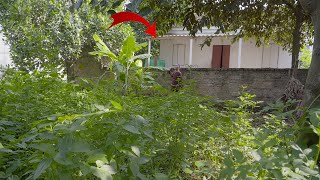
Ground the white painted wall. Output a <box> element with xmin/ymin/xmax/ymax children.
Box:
<box><xmin>159</xmin><ymin>36</ymin><xmax>292</xmax><ymax>68</ymax></box>
<box><xmin>0</xmin><ymin>31</ymin><xmax>11</xmax><ymax>66</ymax></box>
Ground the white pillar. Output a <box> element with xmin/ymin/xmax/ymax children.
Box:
<box><xmin>189</xmin><ymin>38</ymin><xmax>193</xmax><ymax>65</ymax></box>
<box><xmin>148</xmin><ymin>39</ymin><xmax>151</xmax><ymax>66</ymax></box>
<box><xmin>237</xmin><ymin>38</ymin><xmax>243</xmax><ymax>68</ymax></box>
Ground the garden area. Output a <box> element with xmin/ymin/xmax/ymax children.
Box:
<box><xmin>1</xmin><ymin>0</ymin><xmax>320</xmax><ymax>179</ymax></box>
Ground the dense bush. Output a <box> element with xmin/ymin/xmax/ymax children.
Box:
<box><xmin>0</xmin><ymin>68</ymin><xmax>319</xmax><ymax>179</ymax></box>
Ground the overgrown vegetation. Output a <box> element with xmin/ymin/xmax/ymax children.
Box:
<box><xmin>300</xmin><ymin>46</ymin><xmax>312</xmax><ymax>69</ymax></box>
<box><xmin>0</xmin><ymin>11</ymin><xmax>319</xmax><ymax>177</ymax></box>
<box><xmin>0</xmin><ymin>65</ymin><xmax>319</xmax><ymax>179</ymax></box>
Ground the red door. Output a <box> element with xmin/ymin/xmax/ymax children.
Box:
<box><xmin>212</xmin><ymin>45</ymin><xmax>230</xmax><ymax>69</ymax></box>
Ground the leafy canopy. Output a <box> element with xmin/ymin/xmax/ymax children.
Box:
<box><xmin>0</xmin><ymin>0</ymin><xmax>132</xmax><ymax>71</ymax></box>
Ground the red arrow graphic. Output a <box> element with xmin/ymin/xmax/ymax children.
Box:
<box><xmin>109</xmin><ymin>12</ymin><xmax>157</xmax><ymax>38</ymax></box>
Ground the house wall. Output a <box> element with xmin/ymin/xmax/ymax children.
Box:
<box><xmin>0</xmin><ymin>31</ymin><xmax>11</xmax><ymax>66</ymax></box>
<box><xmin>159</xmin><ymin>37</ymin><xmax>292</xmax><ymax>68</ymax></box>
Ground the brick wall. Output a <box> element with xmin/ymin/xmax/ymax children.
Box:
<box><xmin>156</xmin><ymin>68</ymin><xmax>308</xmax><ymax>102</ymax></box>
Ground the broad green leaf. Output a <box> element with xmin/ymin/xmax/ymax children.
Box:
<box><xmin>232</xmin><ymin>149</ymin><xmax>244</xmax><ymax>163</ymax></box>
<box><xmin>310</xmin><ymin>125</ymin><xmax>320</xmax><ymax>136</ymax></box>
<box><xmin>291</xmin><ymin>144</ymin><xmax>303</xmax><ymax>152</ymax></box>
<box><xmin>80</xmin><ymin>163</ymin><xmax>92</xmax><ymax>176</ymax></box>
<box><xmin>91</xmin><ymin>34</ymin><xmax>117</xmax><ymax>61</ymax></box>
<box><xmin>293</xmin><ymin>159</ymin><xmax>304</xmax><ymax>167</ymax></box>
<box><xmin>270</xmin><ymin>169</ymin><xmax>282</xmax><ymax>180</ymax></box>
<box><xmin>135</xmin><ymin>60</ymin><xmax>143</xmax><ymax>67</ymax></box>
<box><xmin>96</xmin><ymin>160</ymin><xmax>105</xmax><ymax>168</ymax></box>
<box><xmin>123</xmin><ymin>125</ymin><xmax>140</xmax><ymax>134</ymax></box>
<box><xmin>300</xmin><ymin>165</ymin><xmax>319</xmax><ymax>175</ymax></box>
<box><xmin>135</xmin><ymin>42</ymin><xmax>148</xmax><ymax>51</ymax></box>
<box><xmin>70</xmin><ymin>141</ymin><xmax>91</xmax><ymax>152</ymax></box>
<box><xmin>183</xmin><ymin>168</ymin><xmax>193</xmax><ymax>174</ymax></box>
<box><xmin>0</xmin><ymin>143</ymin><xmax>12</xmax><ymax>153</ymax></box>
<box><xmin>143</xmin><ymin>130</ymin><xmax>153</xmax><ymax>139</ymax></box>
<box><xmin>195</xmin><ymin>161</ymin><xmax>206</xmax><ymax>168</ymax></box>
<box><xmin>94</xmin><ymin>104</ymin><xmax>109</xmax><ymax>111</ymax></box>
<box><xmin>303</xmin><ymin>148</ymin><xmax>313</xmax><ymax>156</ymax></box>
<box><xmin>134</xmin><ymin>115</ymin><xmax>148</xmax><ymax>125</ymax></box>
<box><xmin>54</xmin><ymin>152</ymin><xmax>73</xmax><ymax>165</ymax></box>
<box><xmin>129</xmin><ymin>161</ymin><xmax>140</xmax><ymax>176</ymax></box>
<box><xmin>310</xmin><ymin>109</ymin><xmax>320</xmax><ymax>127</ymax></box>
<box><xmin>91</xmin><ymin>165</ymin><xmax>115</xmax><ymax>180</ymax></box>
<box><xmin>119</xmin><ymin>36</ymin><xmax>136</xmax><ymax>63</ymax></box>
<box><xmin>34</xmin><ymin>158</ymin><xmax>52</xmax><ymax>180</ymax></box>
<box><xmin>110</xmin><ymin>100</ymin><xmax>123</xmax><ymax>111</ymax></box>
<box><xmin>223</xmin><ymin>156</ymin><xmax>233</xmax><ymax>167</ymax></box>
<box><xmin>29</xmin><ymin>144</ymin><xmax>55</xmax><ymax>156</ymax></box>
<box><xmin>93</xmin><ymin>34</ymin><xmax>107</xmax><ymax>47</ymax></box>
<box><xmin>154</xmin><ymin>173</ymin><xmax>169</xmax><ymax>180</ymax></box>
<box><xmin>263</xmin><ymin>138</ymin><xmax>278</xmax><ymax>148</ymax></box>
<box><xmin>251</xmin><ymin>150</ymin><xmax>261</xmax><ymax>161</ymax></box>
<box><xmin>131</xmin><ymin>146</ymin><xmax>140</xmax><ymax>157</ymax></box>
<box><xmin>87</xmin><ymin>153</ymin><xmax>108</xmax><ymax>164</ymax></box>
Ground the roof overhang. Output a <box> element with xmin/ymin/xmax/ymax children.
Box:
<box><xmin>155</xmin><ymin>27</ymin><xmax>238</xmax><ymax>40</ymax></box>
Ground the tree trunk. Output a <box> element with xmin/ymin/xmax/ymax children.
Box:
<box><xmin>300</xmin><ymin>0</ymin><xmax>320</xmax><ymax>108</ymax></box>
<box><xmin>291</xmin><ymin>7</ymin><xmax>304</xmax><ymax>78</ymax></box>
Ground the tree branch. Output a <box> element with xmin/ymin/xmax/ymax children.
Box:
<box><xmin>281</xmin><ymin>0</ymin><xmax>295</xmax><ymax>10</ymax></box>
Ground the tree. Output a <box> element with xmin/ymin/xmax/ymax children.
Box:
<box><xmin>0</xmin><ymin>0</ymin><xmax>132</xmax><ymax>81</ymax></box>
<box><xmin>128</xmin><ymin>0</ymin><xmax>313</xmax><ymax>76</ymax></box>
<box><xmin>299</xmin><ymin>0</ymin><xmax>320</xmax><ymax>108</ymax></box>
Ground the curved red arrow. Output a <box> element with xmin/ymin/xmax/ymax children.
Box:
<box><xmin>109</xmin><ymin>12</ymin><xmax>156</xmax><ymax>38</ymax></box>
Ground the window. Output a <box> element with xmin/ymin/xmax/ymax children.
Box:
<box><xmin>212</xmin><ymin>45</ymin><xmax>230</xmax><ymax>68</ymax></box>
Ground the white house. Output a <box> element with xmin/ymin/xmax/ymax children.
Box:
<box><xmin>0</xmin><ymin>28</ymin><xmax>11</xmax><ymax>67</ymax></box>
<box><xmin>157</xmin><ymin>27</ymin><xmax>292</xmax><ymax>68</ymax></box>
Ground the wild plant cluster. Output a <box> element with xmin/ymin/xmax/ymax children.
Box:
<box><xmin>0</xmin><ymin>35</ymin><xmax>319</xmax><ymax>179</ymax></box>
<box><xmin>0</xmin><ymin>68</ymin><xmax>319</xmax><ymax>179</ymax></box>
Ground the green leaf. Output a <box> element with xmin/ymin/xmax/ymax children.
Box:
<box><xmin>135</xmin><ymin>60</ymin><xmax>143</xmax><ymax>67</ymax></box>
<box><xmin>123</xmin><ymin>125</ymin><xmax>140</xmax><ymax>134</ymax></box>
<box><xmin>0</xmin><ymin>143</ymin><xmax>12</xmax><ymax>153</ymax></box>
<box><xmin>94</xmin><ymin>104</ymin><xmax>109</xmax><ymax>111</ymax></box>
<box><xmin>129</xmin><ymin>161</ymin><xmax>140</xmax><ymax>176</ymax></box>
<box><xmin>70</xmin><ymin>141</ymin><xmax>91</xmax><ymax>152</ymax></box>
<box><xmin>154</xmin><ymin>173</ymin><xmax>169</xmax><ymax>180</ymax></box>
<box><xmin>195</xmin><ymin>161</ymin><xmax>206</xmax><ymax>168</ymax></box>
<box><xmin>119</xmin><ymin>36</ymin><xmax>136</xmax><ymax>63</ymax></box>
<box><xmin>300</xmin><ymin>166</ymin><xmax>319</xmax><ymax>175</ymax></box>
<box><xmin>183</xmin><ymin>168</ymin><xmax>193</xmax><ymax>174</ymax></box>
<box><xmin>251</xmin><ymin>150</ymin><xmax>261</xmax><ymax>161</ymax></box>
<box><xmin>111</xmin><ymin>0</ymin><xmax>122</xmax><ymax>9</ymax></box>
<box><xmin>134</xmin><ymin>115</ymin><xmax>148</xmax><ymax>125</ymax></box>
<box><xmin>54</xmin><ymin>152</ymin><xmax>73</xmax><ymax>165</ymax></box>
<box><xmin>232</xmin><ymin>149</ymin><xmax>244</xmax><ymax>163</ymax></box>
<box><xmin>143</xmin><ymin>130</ymin><xmax>154</xmax><ymax>139</ymax></box>
<box><xmin>33</xmin><ymin>158</ymin><xmax>52</xmax><ymax>180</ymax></box>
<box><xmin>93</xmin><ymin>34</ymin><xmax>107</xmax><ymax>47</ymax></box>
<box><xmin>310</xmin><ymin>109</ymin><xmax>320</xmax><ymax>127</ymax></box>
<box><xmin>91</xmin><ymin>164</ymin><xmax>115</xmax><ymax>180</ymax></box>
<box><xmin>91</xmin><ymin>34</ymin><xmax>117</xmax><ymax>61</ymax></box>
<box><xmin>110</xmin><ymin>100</ymin><xmax>123</xmax><ymax>111</ymax></box>
<box><xmin>29</xmin><ymin>144</ymin><xmax>56</xmax><ymax>156</ymax></box>
<box><xmin>87</xmin><ymin>153</ymin><xmax>108</xmax><ymax>164</ymax></box>
<box><xmin>131</xmin><ymin>146</ymin><xmax>140</xmax><ymax>157</ymax></box>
